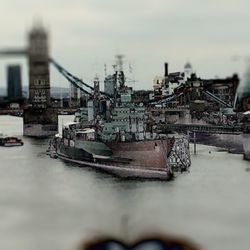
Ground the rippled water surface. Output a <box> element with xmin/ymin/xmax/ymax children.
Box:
<box><xmin>0</xmin><ymin>115</ymin><xmax>249</xmax><ymax>250</ymax></box>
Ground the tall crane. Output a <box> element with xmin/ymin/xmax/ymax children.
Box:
<box><xmin>49</xmin><ymin>58</ymin><xmax>111</xmax><ymax>98</ymax></box>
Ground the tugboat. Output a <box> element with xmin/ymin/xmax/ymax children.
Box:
<box><xmin>48</xmin><ymin>56</ymin><xmax>191</xmax><ymax>180</ymax></box>
<box><xmin>0</xmin><ymin>133</ymin><xmax>24</xmax><ymax>147</ymax></box>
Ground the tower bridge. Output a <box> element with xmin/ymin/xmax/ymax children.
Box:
<box><xmin>0</xmin><ymin>23</ymin><xmax>98</xmax><ymax>137</ymax></box>
<box><xmin>0</xmin><ymin>24</ymin><xmax>56</xmax><ymax>137</ymax></box>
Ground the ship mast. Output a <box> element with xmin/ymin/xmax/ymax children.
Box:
<box><xmin>93</xmin><ymin>75</ymin><xmax>100</xmax><ymax>119</ymax></box>
<box><xmin>115</xmin><ymin>54</ymin><xmax>125</xmax><ymax>90</ymax></box>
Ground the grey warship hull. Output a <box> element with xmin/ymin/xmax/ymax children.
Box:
<box><xmin>56</xmin><ymin>152</ymin><xmax>172</xmax><ymax>180</ymax></box>
<box><xmin>51</xmin><ymin>139</ymin><xmax>175</xmax><ymax>180</ymax></box>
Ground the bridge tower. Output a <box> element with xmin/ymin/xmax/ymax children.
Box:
<box><xmin>23</xmin><ymin>23</ymin><xmax>58</xmax><ymax>137</ymax></box>
<box><xmin>28</xmin><ymin>24</ymin><xmax>50</xmax><ymax>108</ymax></box>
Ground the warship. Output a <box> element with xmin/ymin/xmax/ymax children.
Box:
<box><xmin>48</xmin><ymin>56</ymin><xmax>191</xmax><ymax>180</ymax></box>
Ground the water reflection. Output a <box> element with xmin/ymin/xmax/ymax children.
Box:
<box><xmin>0</xmin><ymin>116</ymin><xmax>250</xmax><ymax>250</ymax></box>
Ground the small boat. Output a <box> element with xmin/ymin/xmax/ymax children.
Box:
<box><xmin>0</xmin><ymin>134</ymin><xmax>24</xmax><ymax>147</ymax></box>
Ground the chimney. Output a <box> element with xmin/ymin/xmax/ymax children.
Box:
<box><xmin>164</xmin><ymin>63</ymin><xmax>168</xmax><ymax>77</ymax></box>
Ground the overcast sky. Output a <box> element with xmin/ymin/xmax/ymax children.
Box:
<box><xmin>0</xmin><ymin>0</ymin><xmax>249</xmax><ymax>90</ymax></box>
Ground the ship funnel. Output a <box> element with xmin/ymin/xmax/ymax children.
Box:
<box><xmin>164</xmin><ymin>63</ymin><xmax>168</xmax><ymax>77</ymax></box>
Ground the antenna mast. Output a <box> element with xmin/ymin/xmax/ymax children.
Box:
<box><xmin>116</xmin><ymin>54</ymin><xmax>125</xmax><ymax>89</ymax></box>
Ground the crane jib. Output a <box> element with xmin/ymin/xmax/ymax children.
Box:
<box><xmin>49</xmin><ymin>58</ymin><xmax>111</xmax><ymax>97</ymax></box>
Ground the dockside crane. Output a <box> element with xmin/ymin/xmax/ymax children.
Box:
<box><xmin>49</xmin><ymin>58</ymin><xmax>111</xmax><ymax>98</ymax></box>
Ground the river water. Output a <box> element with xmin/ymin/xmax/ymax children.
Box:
<box><xmin>0</xmin><ymin>115</ymin><xmax>249</xmax><ymax>250</ymax></box>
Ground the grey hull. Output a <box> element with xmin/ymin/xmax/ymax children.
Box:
<box><xmin>56</xmin><ymin>152</ymin><xmax>172</xmax><ymax>180</ymax></box>
<box><xmin>50</xmin><ymin>136</ymin><xmax>190</xmax><ymax>179</ymax></box>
